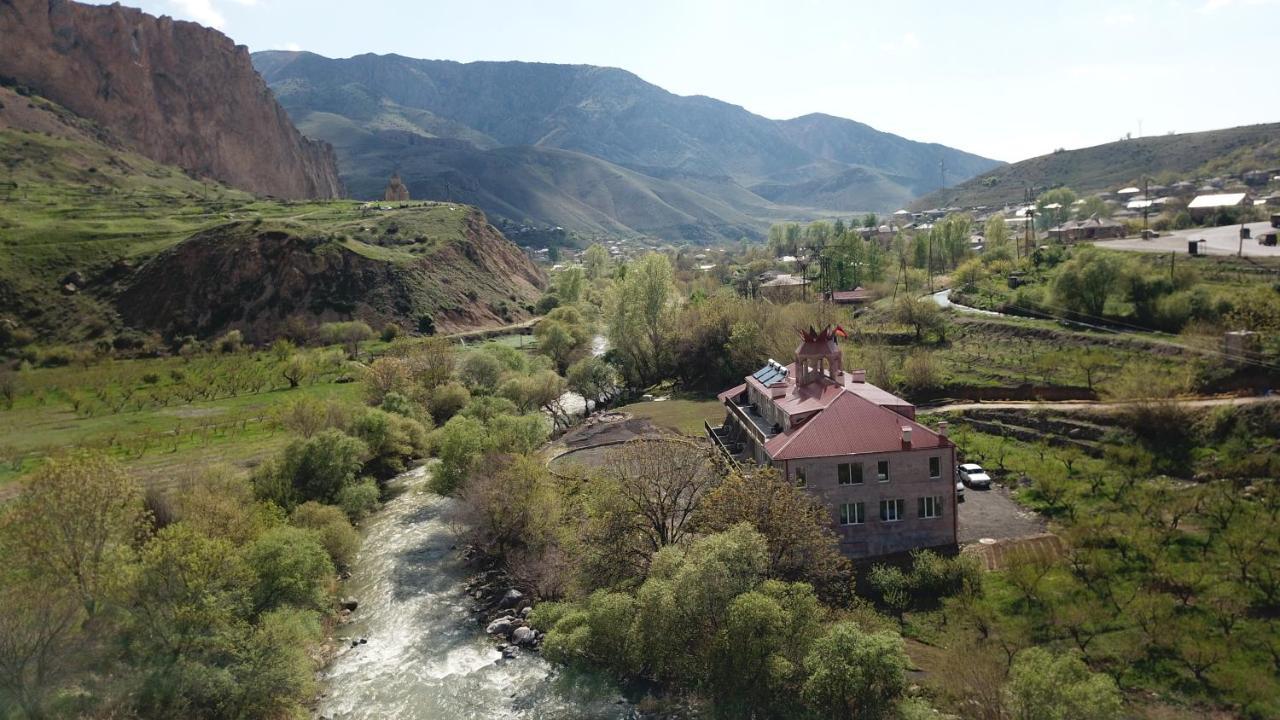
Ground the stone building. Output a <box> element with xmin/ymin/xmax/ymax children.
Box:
<box><xmin>707</xmin><ymin>326</ymin><xmax>957</xmax><ymax>559</ymax></box>
<box><xmin>383</xmin><ymin>172</ymin><xmax>410</xmax><ymax>202</ymax></box>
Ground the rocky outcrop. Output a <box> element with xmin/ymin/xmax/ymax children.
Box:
<box><xmin>115</xmin><ymin>208</ymin><xmax>546</xmax><ymax>342</ymax></box>
<box><xmin>0</xmin><ymin>0</ymin><xmax>342</xmax><ymax>199</ymax></box>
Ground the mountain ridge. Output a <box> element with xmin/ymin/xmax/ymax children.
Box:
<box><xmin>253</xmin><ymin>50</ymin><xmax>1000</xmax><ymax>237</ymax></box>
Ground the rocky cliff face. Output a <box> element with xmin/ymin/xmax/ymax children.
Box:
<box><xmin>116</xmin><ymin>210</ymin><xmax>546</xmax><ymax>342</ymax></box>
<box><xmin>0</xmin><ymin>0</ymin><xmax>342</xmax><ymax>199</ymax></box>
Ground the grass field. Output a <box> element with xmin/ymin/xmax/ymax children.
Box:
<box><xmin>616</xmin><ymin>397</ymin><xmax>724</xmax><ymax>436</ymax></box>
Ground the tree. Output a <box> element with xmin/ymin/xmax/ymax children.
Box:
<box><xmin>130</xmin><ymin>523</ymin><xmax>254</xmax><ymax>659</ymax></box>
<box><xmin>281</xmin><ymin>353</ymin><xmax>311</xmax><ymax>389</ymax></box>
<box><xmin>404</xmin><ymin>336</ymin><xmax>455</xmax><ymax>391</ymax></box>
<box><xmin>802</xmin><ymin>622</ymin><xmax>909</xmax><ymax>720</ymax></box>
<box><xmin>695</xmin><ymin>468</ymin><xmax>853</xmax><ymax>603</ymax></box>
<box><xmin>535</xmin><ymin>320</ymin><xmax>580</xmax><ymax>372</ymax></box>
<box><xmin>583</xmin><ymin>243</ymin><xmax>610</xmax><ymax>280</ymax></box>
<box><xmin>566</xmin><ymin>356</ymin><xmax>619</xmax><ymax>406</ymax></box>
<box><xmin>894</xmin><ymin>297</ymin><xmax>946</xmax><ymax>342</ymax></box>
<box><xmin>1052</xmin><ymin>249</ymin><xmax>1128</xmax><ymax>319</ymax></box>
<box><xmin>245</xmin><ymin>526</ymin><xmax>334</xmax><ymax>612</ymax></box>
<box><xmin>555</xmin><ymin>266</ymin><xmax>586</xmax><ymax>303</ymax></box>
<box><xmin>319</xmin><ymin>321</ymin><xmax>374</xmax><ymax>357</ymax></box>
<box><xmin>428</xmin><ymin>381</ymin><xmax>471</xmax><ymax>424</ymax></box>
<box><xmin>1036</xmin><ymin>187</ymin><xmax>1078</xmax><ymax>230</ymax></box>
<box><xmin>429</xmin><ymin>414</ymin><xmax>489</xmax><ymax>494</ymax></box>
<box><xmin>1004</xmin><ymin>647</ymin><xmax>1122</xmax><ymax>720</ymax></box>
<box><xmin>4</xmin><ymin>453</ymin><xmax>148</xmax><ymax>615</ymax></box>
<box><xmin>459</xmin><ymin>351</ymin><xmax>503</xmax><ymax>391</ymax></box>
<box><xmin>984</xmin><ymin>213</ymin><xmax>1011</xmax><ymax>253</ymax></box>
<box><xmin>0</xmin><ymin>555</ymin><xmax>83</xmax><ymax>719</ymax></box>
<box><xmin>253</xmin><ymin>430</ymin><xmax>368</xmax><ymax>508</ymax></box>
<box><xmin>289</xmin><ymin>502</ymin><xmax>360</xmax><ymax>570</ymax></box>
<box><xmin>607</xmin><ymin>253</ymin><xmax>675</xmax><ymax>386</ymax></box>
<box><xmin>598</xmin><ymin>439</ymin><xmax>719</xmax><ymax>559</ymax></box>
<box><xmin>456</xmin><ymin>454</ymin><xmax>561</xmax><ymax>558</ymax></box>
<box><xmin>364</xmin><ymin>356</ymin><xmax>409</xmax><ymax>406</ymax></box>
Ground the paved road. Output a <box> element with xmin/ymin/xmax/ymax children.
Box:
<box><xmin>924</xmin><ymin>394</ymin><xmax>1278</xmax><ymax>414</ymax></box>
<box><xmin>1095</xmin><ymin>221</ymin><xmax>1280</xmax><ymax>258</ymax></box>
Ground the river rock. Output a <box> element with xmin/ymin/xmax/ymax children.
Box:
<box><xmin>339</xmin><ymin>597</ymin><xmax>359</xmax><ymax>612</ymax></box>
<box><xmin>519</xmin><ymin>606</ymin><xmax>533</xmax><ymax>619</ymax></box>
<box><xmin>486</xmin><ymin>617</ymin><xmax>516</xmax><ymax>636</ymax></box>
<box><xmin>511</xmin><ymin>626</ymin><xmax>536</xmax><ymax>646</ymax></box>
<box><xmin>498</xmin><ymin>589</ymin><xmax>524</xmax><ymax>609</ymax></box>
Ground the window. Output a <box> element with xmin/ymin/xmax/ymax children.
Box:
<box><xmin>929</xmin><ymin>456</ymin><xmax>941</xmax><ymax>479</ymax></box>
<box><xmin>879</xmin><ymin>498</ymin><xmax>904</xmax><ymax>522</ymax></box>
<box><xmin>838</xmin><ymin>462</ymin><xmax>863</xmax><ymax>485</ymax></box>
<box><xmin>919</xmin><ymin>496</ymin><xmax>944</xmax><ymax>519</ymax></box>
<box><xmin>840</xmin><ymin>502</ymin><xmax>865</xmax><ymax>525</ymax></box>
<box><xmin>877</xmin><ymin>460</ymin><xmax>890</xmax><ymax>482</ymax></box>
<box><xmin>794</xmin><ymin>467</ymin><xmax>806</xmax><ymax>487</ymax></box>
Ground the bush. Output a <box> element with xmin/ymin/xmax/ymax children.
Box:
<box><xmin>245</xmin><ymin>526</ymin><xmax>335</xmax><ymax>612</ymax></box>
<box><xmin>348</xmin><ymin>408</ymin><xmax>429</xmax><ymax>478</ymax></box>
<box><xmin>378</xmin><ymin>390</ymin><xmax>418</xmax><ymax>418</ymax></box>
<box><xmin>289</xmin><ymin>502</ymin><xmax>360</xmax><ymax>570</ymax></box>
<box><xmin>253</xmin><ymin>429</ymin><xmax>369</xmax><ymax>508</ymax></box>
<box><xmin>380</xmin><ymin>323</ymin><xmax>401</xmax><ymax>342</ymax></box>
<box><xmin>215</xmin><ymin>329</ymin><xmax>244</xmax><ymax>354</ymax></box>
<box><xmin>337</xmin><ymin>478</ymin><xmax>381</xmax><ymax>521</ymax></box>
<box><xmin>428</xmin><ymin>415</ymin><xmax>488</xmax><ymax>494</ymax></box>
<box><xmin>428</xmin><ymin>381</ymin><xmax>471</xmax><ymax>424</ymax></box>
<box><xmin>459</xmin><ymin>352</ymin><xmax>503</xmax><ymax>391</ymax></box>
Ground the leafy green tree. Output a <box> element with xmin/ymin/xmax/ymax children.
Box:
<box><xmin>318</xmin><ymin>321</ymin><xmax>374</xmax><ymax>357</ymax></box>
<box><xmin>459</xmin><ymin>351</ymin><xmax>504</xmax><ymax>391</ymax></box>
<box><xmin>1036</xmin><ymin>187</ymin><xmax>1078</xmax><ymax>230</ymax></box>
<box><xmin>428</xmin><ymin>381</ymin><xmax>471</xmax><ymax>424</ymax></box>
<box><xmin>984</xmin><ymin>213</ymin><xmax>1011</xmax><ymax>253</ymax></box>
<box><xmin>894</xmin><ymin>296</ymin><xmax>946</xmax><ymax>342</ymax></box>
<box><xmin>556</xmin><ymin>266</ymin><xmax>586</xmax><ymax>303</ymax></box>
<box><xmin>289</xmin><ymin>502</ymin><xmax>360</xmax><ymax>570</ymax></box>
<box><xmin>348</xmin><ymin>408</ymin><xmax>429</xmax><ymax>478</ymax></box>
<box><xmin>802</xmin><ymin>622</ymin><xmax>909</xmax><ymax>720</ymax></box>
<box><xmin>130</xmin><ymin>523</ymin><xmax>254</xmax><ymax>659</ymax></box>
<box><xmin>4</xmin><ymin>452</ymin><xmax>148</xmax><ymax>615</ymax></box>
<box><xmin>566</xmin><ymin>356</ymin><xmax>619</xmax><ymax>405</ymax></box>
<box><xmin>535</xmin><ymin>320</ymin><xmax>580</xmax><ymax>372</ymax></box>
<box><xmin>1052</xmin><ymin>248</ymin><xmax>1129</xmax><ymax>318</ymax></box>
<box><xmin>1004</xmin><ymin>647</ymin><xmax>1122</xmax><ymax>720</ymax></box>
<box><xmin>583</xmin><ymin>243</ymin><xmax>611</xmax><ymax>280</ymax></box>
<box><xmin>429</xmin><ymin>414</ymin><xmax>489</xmax><ymax>494</ymax></box>
<box><xmin>229</xmin><ymin>608</ymin><xmax>322</xmax><ymax>720</ymax></box>
<box><xmin>695</xmin><ymin>469</ymin><xmax>853</xmax><ymax>604</ymax></box>
<box><xmin>244</xmin><ymin>526</ymin><xmax>334</xmax><ymax>613</ymax></box>
<box><xmin>253</xmin><ymin>430</ymin><xmax>368</xmax><ymax>508</ymax></box>
<box><xmin>607</xmin><ymin>253</ymin><xmax>675</xmax><ymax>386</ymax></box>
<box><xmin>0</xmin><ymin>543</ymin><xmax>83</xmax><ymax>719</ymax></box>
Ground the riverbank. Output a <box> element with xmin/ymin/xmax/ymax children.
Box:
<box><xmin>316</xmin><ymin>464</ymin><xmax>630</xmax><ymax>719</ymax></box>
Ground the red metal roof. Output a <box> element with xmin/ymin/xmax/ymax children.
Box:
<box><xmin>765</xmin><ymin>390</ymin><xmax>945</xmax><ymax>460</ymax></box>
<box><xmin>829</xmin><ymin>287</ymin><xmax>872</xmax><ymax>303</ymax></box>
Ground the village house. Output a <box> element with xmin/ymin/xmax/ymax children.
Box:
<box><xmin>706</xmin><ymin>326</ymin><xmax>958</xmax><ymax>559</ymax></box>
<box><xmin>1048</xmin><ymin>216</ymin><xmax>1126</xmax><ymax>242</ymax></box>
<box><xmin>1188</xmin><ymin>192</ymin><xmax>1249</xmax><ymax>221</ymax></box>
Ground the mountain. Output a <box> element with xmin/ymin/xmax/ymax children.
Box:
<box><xmin>0</xmin><ymin>0</ymin><xmax>342</xmax><ymax>199</ymax></box>
<box><xmin>0</xmin><ymin>84</ymin><xmax>544</xmax><ymax>343</ymax></box>
<box><xmin>913</xmin><ymin>123</ymin><xmax>1280</xmax><ymax>210</ymax></box>
<box><xmin>252</xmin><ymin>51</ymin><xmax>1000</xmax><ymax>238</ymax></box>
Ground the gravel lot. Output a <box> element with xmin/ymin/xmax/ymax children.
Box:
<box><xmin>956</xmin><ymin>483</ymin><xmax>1046</xmax><ymax>544</ymax></box>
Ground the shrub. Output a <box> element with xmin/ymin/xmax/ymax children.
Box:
<box><xmin>253</xmin><ymin>429</ymin><xmax>368</xmax><ymax>508</ymax></box>
<box><xmin>378</xmin><ymin>391</ymin><xmax>418</xmax><ymax>418</ymax></box>
<box><xmin>336</xmin><ymin>478</ymin><xmax>381</xmax><ymax>521</ymax></box>
<box><xmin>245</xmin><ymin>526</ymin><xmax>334</xmax><ymax>612</ymax></box>
<box><xmin>428</xmin><ymin>381</ymin><xmax>470</xmax><ymax>424</ymax></box>
<box><xmin>348</xmin><ymin>408</ymin><xmax>429</xmax><ymax>478</ymax></box>
<box><xmin>363</xmin><ymin>356</ymin><xmax>410</xmax><ymax>406</ymax></box>
<box><xmin>459</xmin><ymin>351</ymin><xmax>503</xmax><ymax>391</ymax></box>
<box><xmin>215</xmin><ymin>329</ymin><xmax>244</xmax><ymax>354</ymax></box>
<box><xmin>428</xmin><ymin>414</ymin><xmax>488</xmax><ymax>494</ymax></box>
<box><xmin>289</xmin><ymin>502</ymin><xmax>360</xmax><ymax>570</ymax></box>
<box><xmin>380</xmin><ymin>323</ymin><xmax>401</xmax><ymax>342</ymax></box>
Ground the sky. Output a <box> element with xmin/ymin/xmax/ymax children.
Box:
<box><xmin>87</xmin><ymin>0</ymin><xmax>1280</xmax><ymax>162</ymax></box>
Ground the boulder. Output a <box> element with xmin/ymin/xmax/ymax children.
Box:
<box><xmin>498</xmin><ymin>589</ymin><xmax>524</xmax><ymax>609</ymax></box>
<box><xmin>486</xmin><ymin>616</ymin><xmax>516</xmax><ymax>636</ymax></box>
<box><xmin>511</xmin><ymin>626</ymin><xmax>536</xmax><ymax>646</ymax></box>
<box><xmin>339</xmin><ymin>598</ymin><xmax>359</xmax><ymax>612</ymax></box>
<box><xmin>519</xmin><ymin>606</ymin><xmax>533</xmax><ymax>619</ymax></box>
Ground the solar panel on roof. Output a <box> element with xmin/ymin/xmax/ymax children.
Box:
<box><xmin>752</xmin><ymin>366</ymin><xmax>771</xmax><ymax>381</ymax></box>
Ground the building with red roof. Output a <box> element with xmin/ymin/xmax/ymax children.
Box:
<box><xmin>707</xmin><ymin>326</ymin><xmax>957</xmax><ymax>559</ymax></box>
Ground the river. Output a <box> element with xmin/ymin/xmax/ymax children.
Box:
<box><xmin>317</xmin><ymin>465</ymin><xmax>629</xmax><ymax>719</ymax></box>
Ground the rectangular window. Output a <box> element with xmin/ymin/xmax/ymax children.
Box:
<box><xmin>877</xmin><ymin>460</ymin><xmax>890</xmax><ymax>482</ymax></box>
<box><xmin>929</xmin><ymin>456</ymin><xmax>941</xmax><ymax>479</ymax></box>
<box><xmin>839</xmin><ymin>502</ymin><xmax>865</xmax><ymax>525</ymax></box>
<box><xmin>918</xmin><ymin>495</ymin><xmax>944</xmax><ymax>519</ymax></box>
<box><xmin>794</xmin><ymin>467</ymin><xmax>806</xmax><ymax>487</ymax></box>
<box><xmin>838</xmin><ymin>462</ymin><xmax>864</xmax><ymax>485</ymax></box>
<box><xmin>879</xmin><ymin>498</ymin><xmax>904</xmax><ymax>522</ymax></box>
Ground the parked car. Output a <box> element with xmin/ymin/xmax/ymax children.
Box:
<box><xmin>955</xmin><ymin>480</ymin><xmax>965</xmax><ymax>502</ymax></box>
<box><xmin>958</xmin><ymin>463</ymin><xmax>992</xmax><ymax>488</ymax></box>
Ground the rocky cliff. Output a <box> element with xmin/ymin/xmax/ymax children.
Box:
<box><xmin>0</xmin><ymin>0</ymin><xmax>342</xmax><ymax>199</ymax></box>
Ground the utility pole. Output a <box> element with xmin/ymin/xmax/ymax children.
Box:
<box><xmin>1143</xmin><ymin>177</ymin><xmax>1150</xmax><ymax>235</ymax></box>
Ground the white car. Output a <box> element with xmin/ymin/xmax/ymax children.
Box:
<box><xmin>958</xmin><ymin>463</ymin><xmax>992</xmax><ymax>489</ymax></box>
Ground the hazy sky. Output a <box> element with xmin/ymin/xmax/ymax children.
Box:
<box><xmin>89</xmin><ymin>0</ymin><xmax>1279</xmax><ymax>162</ymax></box>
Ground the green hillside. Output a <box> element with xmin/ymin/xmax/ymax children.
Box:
<box><xmin>913</xmin><ymin>123</ymin><xmax>1280</xmax><ymax>210</ymax></box>
<box><xmin>0</xmin><ymin>86</ymin><xmax>543</xmax><ymax>344</ymax></box>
